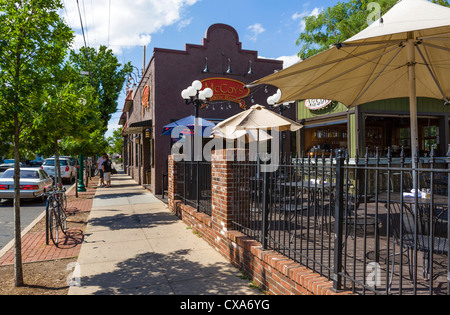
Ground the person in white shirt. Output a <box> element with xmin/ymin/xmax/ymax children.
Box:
<box><xmin>96</xmin><ymin>154</ymin><xmax>106</xmax><ymax>187</ymax></box>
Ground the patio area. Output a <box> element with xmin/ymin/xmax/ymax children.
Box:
<box><xmin>237</xmin><ymin>200</ymin><xmax>448</xmax><ymax>295</ymax></box>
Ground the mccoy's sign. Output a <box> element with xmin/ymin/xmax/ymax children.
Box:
<box><xmin>201</xmin><ymin>78</ymin><xmax>250</xmax><ymax>110</ymax></box>
<box><xmin>304</xmin><ymin>99</ymin><xmax>333</xmax><ymax>111</ymax></box>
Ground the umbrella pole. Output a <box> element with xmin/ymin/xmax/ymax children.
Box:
<box><xmin>407</xmin><ymin>33</ymin><xmax>419</xmax><ymax>193</ymax></box>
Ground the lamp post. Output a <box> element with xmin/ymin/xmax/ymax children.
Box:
<box><xmin>267</xmin><ymin>89</ymin><xmax>293</xmax><ymax>116</ymax></box>
<box><xmin>77</xmin><ymin>155</ymin><xmax>86</xmax><ymax>192</ymax></box>
<box><xmin>181</xmin><ymin>80</ymin><xmax>213</xmax><ymax>119</ymax></box>
<box><xmin>181</xmin><ymin>80</ymin><xmax>213</xmax><ymax>162</ymax></box>
<box><xmin>181</xmin><ymin>81</ymin><xmax>213</xmax><ymax>212</ymax></box>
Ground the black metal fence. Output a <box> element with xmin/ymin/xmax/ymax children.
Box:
<box><xmin>176</xmin><ymin>160</ymin><xmax>212</xmax><ymax>216</ymax></box>
<box><xmin>231</xmin><ymin>150</ymin><xmax>449</xmax><ymax>295</ymax></box>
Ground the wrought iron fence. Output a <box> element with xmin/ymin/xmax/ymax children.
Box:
<box><xmin>176</xmin><ymin>160</ymin><xmax>212</xmax><ymax>216</ymax></box>
<box><xmin>231</xmin><ymin>150</ymin><xmax>449</xmax><ymax>295</ymax></box>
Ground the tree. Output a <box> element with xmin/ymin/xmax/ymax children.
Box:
<box><xmin>297</xmin><ymin>0</ymin><xmax>450</xmax><ymax>59</ymax></box>
<box><xmin>0</xmin><ymin>0</ymin><xmax>73</xmax><ymax>286</ymax></box>
<box><xmin>107</xmin><ymin>127</ymin><xmax>124</xmax><ymax>156</ymax></box>
<box><xmin>31</xmin><ymin>62</ymin><xmax>100</xmax><ymax>186</ymax></box>
<box><xmin>70</xmin><ymin>46</ymin><xmax>133</xmax><ymax>130</ymax></box>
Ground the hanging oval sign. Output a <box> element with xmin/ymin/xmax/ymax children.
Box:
<box><xmin>201</xmin><ymin>78</ymin><xmax>250</xmax><ymax>110</ymax></box>
<box><xmin>142</xmin><ymin>85</ymin><xmax>150</xmax><ymax>115</ymax></box>
<box><xmin>305</xmin><ymin>99</ymin><xmax>333</xmax><ymax>111</ymax></box>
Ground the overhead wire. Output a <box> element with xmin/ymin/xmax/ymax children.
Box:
<box><xmin>76</xmin><ymin>0</ymin><xmax>94</xmax><ymax>87</ymax></box>
<box><xmin>62</xmin><ymin>0</ymin><xmax>78</xmax><ymax>51</ymax></box>
<box><xmin>81</xmin><ymin>0</ymin><xmax>90</xmax><ymax>46</ymax></box>
<box><xmin>108</xmin><ymin>0</ymin><xmax>111</xmax><ymax>48</ymax></box>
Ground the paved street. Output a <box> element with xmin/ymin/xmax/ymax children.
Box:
<box><xmin>0</xmin><ymin>199</ymin><xmax>46</xmax><ymax>250</ymax></box>
<box><xmin>0</xmin><ymin>184</ymin><xmax>73</xmax><ymax>250</ymax></box>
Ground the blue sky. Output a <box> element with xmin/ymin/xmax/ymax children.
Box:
<box><xmin>60</xmin><ymin>0</ymin><xmax>341</xmax><ymax>137</ymax></box>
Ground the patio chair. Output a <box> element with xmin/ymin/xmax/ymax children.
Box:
<box><xmin>319</xmin><ymin>187</ymin><xmax>378</xmax><ymax>237</ymax></box>
<box><xmin>387</xmin><ymin>202</ymin><xmax>448</xmax><ymax>286</ymax></box>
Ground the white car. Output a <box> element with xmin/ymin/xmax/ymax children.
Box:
<box><xmin>41</xmin><ymin>158</ymin><xmax>76</xmax><ymax>184</ymax></box>
<box><xmin>0</xmin><ymin>168</ymin><xmax>53</xmax><ymax>201</ymax></box>
<box><xmin>0</xmin><ymin>159</ymin><xmax>22</xmax><ymax>172</ymax></box>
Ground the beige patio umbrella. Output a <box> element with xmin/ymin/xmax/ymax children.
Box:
<box><xmin>248</xmin><ymin>0</ymin><xmax>450</xmax><ymax>160</ymax></box>
<box><xmin>214</xmin><ymin>104</ymin><xmax>303</xmax><ymax>134</ymax></box>
<box><xmin>212</xmin><ymin>128</ymin><xmax>273</xmax><ymax>142</ymax></box>
<box><xmin>213</xmin><ymin>104</ymin><xmax>302</xmax><ymax>169</ymax></box>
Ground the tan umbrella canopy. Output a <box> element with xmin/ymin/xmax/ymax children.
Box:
<box><xmin>213</xmin><ymin>104</ymin><xmax>302</xmax><ymax>176</ymax></box>
<box><xmin>212</xmin><ymin>128</ymin><xmax>273</xmax><ymax>142</ymax></box>
<box><xmin>249</xmin><ymin>0</ymin><xmax>450</xmax><ymax>157</ymax></box>
<box><xmin>214</xmin><ymin>105</ymin><xmax>303</xmax><ymax>134</ymax></box>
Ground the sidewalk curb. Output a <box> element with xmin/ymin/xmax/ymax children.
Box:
<box><xmin>0</xmin><ymin>182</ymin><xmax>77</xmax><ymax>261</ymax></box>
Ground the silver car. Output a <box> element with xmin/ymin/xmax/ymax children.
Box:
<box><xmin>0</xmin><ymin>168</ymin><xmax>54</xmax><ymax>201</ymax></box>
<box><xmin>41</xmin><ymin>158</ymin><xmax>76</xmax><ymax>184</ymax></box>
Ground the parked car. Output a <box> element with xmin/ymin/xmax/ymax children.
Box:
<box><xmin>40</xmin><ymin>158</ymin><xmax>76</xmax><ymax>184</ymax></box>
<box><xmin>30</xmin><ymin>157</ymin><xmax>44</xmax><ymax>167</ymax></box>
<box><xmin>0</xmin><ymin>168</ymin><xmax>53</xmax><ymax>201</ymax></box>
<box><xmin>0</xmin><ymin>159</ymin><xmax>22</xmax><ymax>172</ymax></box>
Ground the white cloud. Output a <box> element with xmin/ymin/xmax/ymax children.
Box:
<box><xmin>247</xmin><ymin>23</ymin><xmax>265</xmax><ymax>41</ymax></box>
<box><xmin>177</xmin><ymin>18</ymin><xmax>193</xmax><ymax>31</ymax></box>
<box><xmin>291</xmin><ymin>7</ymin><xmax>322</xmax><ymax>32</ymax></box>
<box><xmin>258</xmin><ymin>54</ymin><xmax>301</xmax><ymax>69</ymax></box>
<box><xmin>277</xmin><ymin>55</ymin><xmax>301</xmax><ymax>69</ymax></box>
<box><xmin>61</xmin><ymin>0</ymin><xmax>199</xmax><ymax>54</ymax></box>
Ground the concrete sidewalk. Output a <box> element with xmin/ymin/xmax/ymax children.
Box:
<box><xmin>68</xmin><ymin>172</ymin><xmax>259</xmax><ymax>295</ymax></box>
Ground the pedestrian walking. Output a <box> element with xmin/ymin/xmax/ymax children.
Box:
<box><xmin>96</xmin><ymin>153</ymin><xmax>106</xmax><ymax>187</ymax></box>
<box><xmin>102</xmin><ymin>155</ymin><xmax>113</xmax><ymax>188</ymax></box>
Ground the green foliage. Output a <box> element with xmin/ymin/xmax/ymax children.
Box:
<box><xmin>31</xmin><ymin>62</ymin><xmax>102</xmax><ymax>157</ymax></box>
<box><xmin>0</xmin><ymin>0</ymin><xmax>74</xmax><ymax>157</ymax></box>
<box><xmin>296</xmin><ymin>0</ymin><xmax>450</xmax><ymax>59</ymax></box>
<box><xmin>0</xmin><ymin>0</ymin><xmax>74</xmax><ymax>114</ymax></box>
<box><xmin>69</xmin><ymin>46</ymin><xmax>133</xmax><ymax>130</ymax></box>
<box><xmin>60</xmin><ymin>129</ymin><xmax>109</xmax><ymax>157</ymax></box>
<box><xmin>107</xmin><ymin>127</ymin><xmax>124</xmax><ymax>155</ymax></box>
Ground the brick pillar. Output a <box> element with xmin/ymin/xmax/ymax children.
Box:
<box><xmin>211</xmin><ymin>149</ymin><xmax>249</xmax><ymax>237</ymax></box>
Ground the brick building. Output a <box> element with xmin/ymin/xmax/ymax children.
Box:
<box><xmin>120</xmin><ymin>24</ymin><xmax>294</xmax><ymax>195</ymax></box>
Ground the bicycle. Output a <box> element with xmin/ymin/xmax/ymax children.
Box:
<box><xmin>37</xmin><ymin>186</ymin><xmax>68</xmax><ymax>245</ymax></box>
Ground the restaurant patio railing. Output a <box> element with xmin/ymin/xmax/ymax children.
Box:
<box><xmin>175</xmin><ymin>160</ymin><xmax>212</xmax><ymax>216</ymax></box>
<box><xmin>230</xmin><ymin>148</ymin><xmax>449</xmax><ymax>295</ymax></box>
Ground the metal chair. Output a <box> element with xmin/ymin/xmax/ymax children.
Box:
<box><xmin>387</xmin><ymin>202</ymin><xmax>448</xmax><ymax>286</ymax></box>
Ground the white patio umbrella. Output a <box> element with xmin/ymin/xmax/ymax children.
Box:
<box><xmin>213</xmin><ymin>104</ymin><xmax>302</xmax><ymax>173</ymax></box>
<box><xmin>212</xmin><ymin>128</ymin><xmax>273</xmax><ymax>142</ymax></box>
<box><xmin>249</xmin><ymin>0</ymin><xmax>450</xmax><ymax>160</ymax></box>
<box><xmin>214</xmin><ymin>104</ymin><xmax>302</xmax><ymax>133</ymax></box>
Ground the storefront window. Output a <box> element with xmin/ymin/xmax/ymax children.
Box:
<box><xmin>364</xmin><ymin>116</ymin><xmax>440</xmax><ymax>157</ymax></box>
<box><xmin>305</xmin><ymin>123</ymin><xmax>348</xmax><ymax>157</ymax></box>
<box><xmin>399</xmin><ymin>127</ymin><xmax>411</xmax><ymax>148</ymax></box>
<box><xmin>423</xmin><ymin>125</ymin><xmax>438</xmax><ymax>154</ymax></box>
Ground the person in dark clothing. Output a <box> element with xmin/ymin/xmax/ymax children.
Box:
<box><xmin>102</xmin><ymin>155</ymin><xmax>113</xmax><ymax>188</ymax></box>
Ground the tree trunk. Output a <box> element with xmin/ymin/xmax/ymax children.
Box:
<box><xmin>13</xmin><ymin>113</ymin><xmax>24</xmax><ymax>287</ymax></box>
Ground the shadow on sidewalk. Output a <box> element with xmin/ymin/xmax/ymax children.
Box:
<box><xmin>76</xmin><ymin>250</ymin><xmax>254</xmax><ymax>295</ymax></box>
<box><xmin>86</xmin><ymin>211</ymin><xmax>179</xmax><ymax>231</ymax></box>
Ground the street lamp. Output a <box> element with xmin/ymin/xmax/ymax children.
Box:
<box><xmin>181</xmin><ymin>80</ymin><xmax>213</xmax><ymax>118</ymax></box>
<box><xmin>267</xmin><ymin>89</ymin><xmax>293</xmax><ymax>116</ymax></box>
<box><xmin>181</xmin><ymin>81</ymin><xmax>214</xmax><ymax>210</ymax></box>
<box><xmin>181</xmin><ymin>80</ymin><xmax>213</xmax><ymax>162</ymax></box>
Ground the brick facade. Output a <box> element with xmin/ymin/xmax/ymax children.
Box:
<box><xmin>168</xmin><ymin>150</ymin><xmax>352</xmax><ymax>295</ymax></box>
